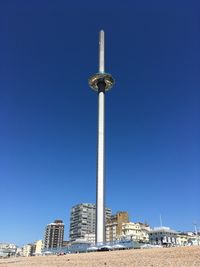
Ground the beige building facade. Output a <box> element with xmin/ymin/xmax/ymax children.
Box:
<box><xmin>122</xmin><ymin>222</ymin><xmax>150</xmax><ymax>242</ymax></box>
<box><xmin>22</xmin><ymin>244</ymin><xmax>34</xmax><ymax>257</ymax></box>
<box><xmin>106</xmin><ymin>212</ymin><xmax>129</xmax><ymax>242</ymax></box>
<box><xmin>35</xmin><ymin>240</ymin><xmax>43</xmax><ymax>255</ymax></box>
<box><xmin>106</xmin><ymin>222</ymin><xmax>118</xmax><ymax>242</ymax></box>
<box><xmin>176</xmin><ymin>233</ymin><xmax>190</xmax><ymax>246</ymax></box>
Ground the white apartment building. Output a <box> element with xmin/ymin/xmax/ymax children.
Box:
<box><xmin>22</xmin><ymin>244</ymin><xmax>34</xmax><ymax>257</ymax></box>
<box><xmin>84</xmin><ymin>233</ymin><xmax>95</xmax><ymax>244</ymax></box>
<box><xmin>0</xmin><ymin>243</ymin><xmax>17</xmax><ymax>257</ymax></box>
<box><xmin>182</xmin><ymin>232</ymin><xmax>200</xmax><ymax>246</ymax></box>
<box><xmin>16</xmin><ymin>247</ymin><xmax>23</xmax><ymax>256</ymax></box>
<box><xmin>70</xmin><ymin>203</ymin><xmax>111</xmax><ymax>241</ymax></box>
<box><xmin>106</xmin><ymin>222</ymin><xmax>118</xmax><ymax>242</ymax></box>
<box><xmin>35</xmin><ymin>240</ymin><xmax>43</xmax><ymax>255</ymax></box>
<box><xmin>122</xmin><ymin>222</ymin><xmax>150</xmax><ymax>242</ymax></box>
<box><xmin>149</xmin><ymin>227</ymin><xmax>177</xmax><ymax>246</ymax></box>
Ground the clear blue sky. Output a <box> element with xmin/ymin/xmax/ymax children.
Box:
<box><xmin>0</xmin><ymin>0</ymin><xmax>199</xmax><ymax>246</ymax></box>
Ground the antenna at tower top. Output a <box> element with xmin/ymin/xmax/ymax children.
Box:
<box><xmin>99</xmin><ymin>30</ymin><xmax>105</xmax><ymax>73</ymax></box>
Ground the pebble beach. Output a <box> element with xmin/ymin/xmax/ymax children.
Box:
<box><xmin>1</xmin><ymin>246</ymin><xmax>200</xmax><ymax>267</ymax></box>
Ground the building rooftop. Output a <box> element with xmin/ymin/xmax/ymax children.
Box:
<box><xmin>151</xmin><ymin>226</ymin><xmax>177</xmax><ymax>233</ymax></box>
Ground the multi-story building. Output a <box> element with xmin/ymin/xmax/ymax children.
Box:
<box><xmin>84</xmin><ymin>233</ymin><xmax>96</xmax><ymax>244</ymax></box>
<box><xmin>176</xmin><ymin>232</ymin><xmax>190</xmax><ymax>246</ymax></box>
<box><xmin>149</xmin><ymin>227</ymin><xmax>177</xmax><ymax>246</ymax></box>
<box><xmin>22</xmin><ymin>244</ymin><xmax>35</xmax><ymax>257</ymax></box>
<box><xmin>34</xmin><ymin>240</ymin><xmax>43</xmax><ymax>255</ymax></box>
<box><xmin>0</xmin><ymin>243</ymin><xmax>17</xmax><ymax>257</ymax></box>
<box><xmin>44</xmin><ymin>219</ymin><xmax>64</xmax><ymax>249</ymax></box>
<box><xmin>70</xmin><ymin>203</ymin><xmax>111</xmax><ymax>241</ymax></box>
<box><xmin>22</xmin><ymin>240</ymin><xmax>43</xmax><ymax>256</ymax></box>
<box><xmin>16</xmin><ymin>247</ymin><xmax>23</xmax><ymax>257</ymax></box>
<box><xmin>106</xmin><ymin>211</ymin><xmax>129</xmax><ymax>242</ymax></box>
<box><xmin>182</xmin><ymin>232</ymin><xmax>200</xmax><ymax>246</ymax></box>
<box><xmin>106</xmin><ymin>221</ymin><xmax>118</xmax><ymax>242</ymax></box>
<box><xmin>122</xmin><ymin>222</ymin><xmax>150</xmax><ymax>242</ymax></box>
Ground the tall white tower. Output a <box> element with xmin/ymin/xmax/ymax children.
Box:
<box><xmin>88</xmin><ymin>30</ymin><xmax>115</xmax><ymax>244</ymax></box>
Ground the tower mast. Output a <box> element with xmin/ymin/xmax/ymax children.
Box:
<box><xmin>89</xmin><ymin>30</ymin><xmax>115</xmax><ymax>244</ymax></box>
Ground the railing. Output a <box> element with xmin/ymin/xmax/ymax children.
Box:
<box><xmin>42</xmin><ymin>240</ymin><xmax>141</xmax><ymax>255</ymax></box>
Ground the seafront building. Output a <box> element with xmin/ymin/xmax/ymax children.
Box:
<box><xmin>0</xmin><ymin>243</ymin><xmax>17</xmax><ymax>257</ymax></box>
<box><xmin>16</xmin><ymin>247</ymin><xmax>23</xmax><ymax>256</ymax></box>
<box><xmin>44</xmin><ymin>220</ymin><xmax>64</xmax><ymax>249</ymax></box>
<box><xmin>22</xmin><ymin>243</ymin><xmax>35</xmax><ymax>257</ymax></box>
<box><xmin>176</xmin><ymin>232</ymin><xmax>190</xmax><ymax>246</ymax></box>
<box><xmin>149</xmin><ymin>227</ymin><xmax>178</xmax><ymax>246</ymax></box>
<box><xmin>69</xmin><ymin>203</ymin><xmax>111</xmax><ymax>241</ymax></box>
<box><xmin>34</xmin><ymin>240</ymin><xmax>43</xmax><ymax>255</ymax></box>
<box><xmin>122</xmin><ymin>222</ymin><xmax>150</xmax><ymax>242</ymax></box>
<box><xmin>176</xmin><ymin>231</ymin><xmax>200</xmax><ymax>246</ymax></box>
<box><xmin>83</xmin><ymin>233</ymin><xmax>96</xmax><ymax>244</ymax></box>
<box><xmin>106</xmin><ymin>211</ymin><xmax>129</xmax><ymax>242</ymax></box>
<box><xmin>21</xmin><ymin>240</ymin><xmax>43</xmax><ymax>257</ymax></box>
<box><xmin>187</xmin><ymin>232</ymin><xmax>200</xmax><ymax>246</ymax></box>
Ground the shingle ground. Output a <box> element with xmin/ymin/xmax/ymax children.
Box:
<box><xmin>1</xmin><ymin>246</ymin><xmax>200</xmax><ymax>267</ymax></box>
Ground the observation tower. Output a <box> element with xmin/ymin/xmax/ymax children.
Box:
<box><xmin>88</xmin><ymin>30</ymin><xmax>115</xmax><ymax>244</ymax></box>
